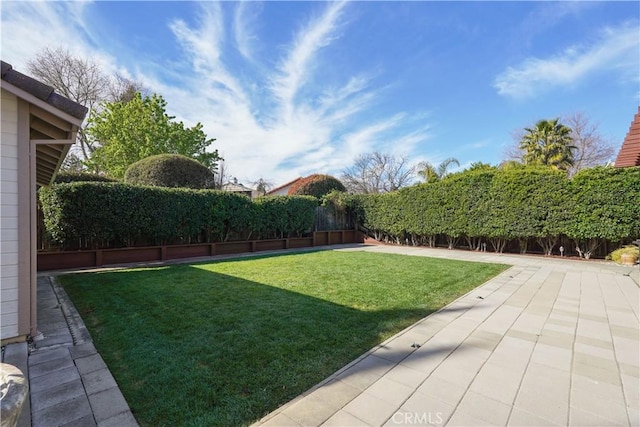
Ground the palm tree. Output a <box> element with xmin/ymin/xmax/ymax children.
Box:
<box><xmin>417</xmin><ymin>157</ymin><xmax>460</xmax><ymax>182</ymax></box>
<box><xmin>520</xmin><ymin>119</ymin><xmax>576</xmax><ymax>171</ymax></box>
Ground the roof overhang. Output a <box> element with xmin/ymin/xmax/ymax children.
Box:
<box><xmin>1</xmin><ymin>80</ymin><xmax>83</xmax><ymax>185</ymax></box>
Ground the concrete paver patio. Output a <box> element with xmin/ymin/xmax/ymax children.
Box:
<box><xmin>254</xmin><ymin>245</ymin><xmax>639</xmax><ymax>427</ymax></box>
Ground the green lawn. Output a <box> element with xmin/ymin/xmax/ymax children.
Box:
<box><xmin>60</xmin><ymin>250</ymin><xmax>508</xmax><ymax>426</ymax></box>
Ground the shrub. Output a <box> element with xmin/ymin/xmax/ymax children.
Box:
<box><xmin>288</xmin><ymin>174</ymin><xmax>346</xmax><ymax>198</ymax></box>
<box><xmin>54</xmin><ymin>172</ymin><xmax>117</xmax><ymax>184</ymax></box>
<box><xmin>124</xmin><ymin>154</ymin><xmax>214</xmax><ymax>189</ymax></box>
<box><xmin>608</xmin><ymin>246</ymin><xmax>639</xmax><ymax>264</ymax></box>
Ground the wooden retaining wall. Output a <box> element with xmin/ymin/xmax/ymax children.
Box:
<box><xmin>37</xmin><ymin>230</ymin><xmax>363</xmax><ymax>271</ymax></box>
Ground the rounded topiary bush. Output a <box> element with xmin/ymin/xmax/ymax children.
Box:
<box><xmin>124</xmin><ymin>154</ymin><xmax>214</xmax><ymax>189</ymax></box>
<box><xmin>54</xmin><ymin>172</ymin><xmax>117</xmax><ymax>184</ymax></box>
<box><xmin>288</xmin><ymin>174</ymin><xmax>346</xmax><ymax>198</ymax></box>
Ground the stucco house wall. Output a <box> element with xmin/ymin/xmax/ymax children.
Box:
<box><xmin>1</xmin><ymin>89</ymin><xmax>20</xmax><ymax>340</ymax></box>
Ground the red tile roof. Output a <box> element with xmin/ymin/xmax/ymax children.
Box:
<box><xmin>614</xmin><ymin>106</ymin><xmax>640</xmax><ymax>167</ymax></box>
<box><xmin>266</xmin><ymin>177</ymin><xmax>303</xmax><ymax>195</ymax></box>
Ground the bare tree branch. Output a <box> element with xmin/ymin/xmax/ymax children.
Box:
<box><xmin>341</xmin><ymin>152</ymin><xmax>416</xmax><ymax>193</ymax></box>
<box><xmin>213</xmin><ymin>159</ymin><xmax>231</xmax><ymax>189</ymax></box>
<box><xmin>252</xmin><ymin>178</ymin><xmax>274</xmax><ymax>196</ymax></box>
<box><xmin>109</xmin><ymin>74</ymin><xmax>148</xmax><ymax>103</ymax></box>
<box><xmin>27</xmin><ymin>47</ymin><xmax>146</xmax><ymax>167</ymax></box>
<box><xmin>564</xmin><ymin>112</ymin><xmax>616</xmax><ymax>176</ymax></box>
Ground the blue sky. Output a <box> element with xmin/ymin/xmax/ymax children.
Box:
<box><xmin>2</xmin><ymin>1</ymin><xmax>638</xmax><ymax>186</ymax></box>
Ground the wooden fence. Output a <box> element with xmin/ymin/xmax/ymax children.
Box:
<box><xmin>314</xmin><ymin>206</ymin><xmax>357</xmax><ymax>231</ymax></box>
<box><xmin>37</xmin><ymin>230</ymin><xmax>363</xmax><ymax>271</ymax></box>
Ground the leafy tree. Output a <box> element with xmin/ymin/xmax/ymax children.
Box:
<box><xmin>505</xmin><ymin>113</ymin><xmax>615</xmax><ymax>176</ymax></box>
<box><xmin>417</xmin><ymin>157</ymin><xmax>460</xmax><ymax>182</ymax></box>
<box><xmin>519</xmin><ymin>119</ymin><xmax>576</xmax><ymax>171</ymax></box>
<box><xmin>27</xmin><ymin>47</ymin><xmax>146</xmax><ymax>162</ymax></box>
<box><xmin>87</xmin><ymin>93</ymin><xmax>220</xmax><ymax>179</ymax></box>
<box><xmin>341</xmin><ymin>152</ymin><xmax>415</xmax><ymax>193</ymax></box>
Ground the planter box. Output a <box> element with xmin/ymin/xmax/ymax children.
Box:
<box><xmin>166</xmin><ymin>244</ymin><xmax>212</xmax><ymax>260</ymax></box>
<box><xmin>37</xmin><ymin>231</ymin><xmax>364</xmax><ymax>271</ymax></box>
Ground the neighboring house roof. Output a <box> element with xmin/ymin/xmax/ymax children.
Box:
<box><xmin>614</xmin><ymin>106</ymin><xmax>640</xmax><ymax>168</ymax></box>
<box><xmin>1</xmin><ymin>61</ymin><xmax>88</xmax><ymax>120</ymax></box>
<box><xmin>266</xmin><ymin>177</ymin><xmax>303</xmax><ymax>195</ymax></box>
<box><xmin>1</xmin><ymin>60</ymin><xmax>88</xmax><ymax>185</ymax></box>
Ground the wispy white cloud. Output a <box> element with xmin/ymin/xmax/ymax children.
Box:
<box><xmin>1</xmin><ymin>1</ymin><xmax>430</xmax><ymax>186</ymax></box>
<box><xmin>169</xmin><ymin>2</ymin><xmax>248</xmax><ymax>102</ymax></box>
<box><xmin>156</xmin><ymin>1</ymin><xmax>430</xmax><ymax>184</ymax></box>
<box><xmin>0</xmin><ymin>1</ymin><xmax>114</xmax><ymax>73</ymax></box>
<box><xmin>233</xmin><ymin>2</ymin><xmax>262</xmax><ymax>61</ymax></box>
<box><xmin>494</xmin><ymin>22</ymin><xmax>640</xmax><ymax>99</ymax></box>
<box><xmin>271</xmin><ymin>1</ymin><xmax>348</xmax><ymax>120</ymax></box>
<box><xmin>518</xmin><ymin>2</ymin><xmax>595</xmax><ymax>46</ymax></box>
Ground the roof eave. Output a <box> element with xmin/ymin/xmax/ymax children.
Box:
<box><xmin>1</xmin><ymin>80</ymin><xmax>85</xmax><ymax>128</ymax></box>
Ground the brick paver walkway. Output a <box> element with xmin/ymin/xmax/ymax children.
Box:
<box><xmin>254</xmin><ymin>245</ymin><xmax>639</xmax><ymax>427</ymax></box>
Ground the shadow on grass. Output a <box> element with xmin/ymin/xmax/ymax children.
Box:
<box><xmin>61</xmin><ymin>258</ymin><xmax>488</xmax><ymax>427</ymax></box>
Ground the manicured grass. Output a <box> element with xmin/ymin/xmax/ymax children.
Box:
<box><xmin>60</xmin><ymin>250</ymin><xmax>508</xmax><ymax>426</ymax></box>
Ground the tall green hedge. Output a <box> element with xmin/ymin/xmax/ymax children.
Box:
<box><xmin>254</xmin><ymin>196</ymin><xmax>318</xmax><ymax>239</ymax></box>
<box><xmin>336</xmin><ymin>166</ymin><xmax>640</xmax><ymax>257</ymax></box>
<box><xmin>567</xmin><ymin>166</ymin><xmax>640</xmax><ymax>257</ymax></box>
<box><xmin>481</xmin><ymin>166</ymin><xmax>569</xmax><ymax>253</ymax></box>
<box><xmin>39</xmin><ymin>183</ymin><xmax>317</xmax><ymax>249</ymax></box>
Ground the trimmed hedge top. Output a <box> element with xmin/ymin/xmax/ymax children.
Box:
<box><xmin>54</xmin><ymin>172</ymin><xmax>117</xmax><ymax>184</ymax></box>
<box><xmin>288</xmin><ymin>174</ymin><xmax>346</xmax><ymax>198</ymax></box>
<box><xmin>124</xmin><ymin>154</ymin><xmax>214</xmax><ymax>189</ymax></box>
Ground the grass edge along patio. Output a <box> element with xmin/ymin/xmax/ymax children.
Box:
<box><xmin>58</xmin><ymin>250</ymin><xmax>508</xmax><ymax>426</ymax></box>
